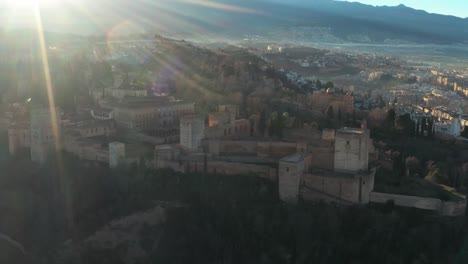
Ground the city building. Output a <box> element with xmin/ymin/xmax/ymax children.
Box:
<box><xmin>107</xmin><ymin>97</ymin><xmax>195</xmax><ymax>131</ymax></box>
<box><xmin>434</xmin><ymin>116</ymin><xmax>463</xmax><ymax>137</ymax></box>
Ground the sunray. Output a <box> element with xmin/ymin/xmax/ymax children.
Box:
<box><xmin>179</xmin><ymin>0</ymin><xmax>265</xmax><ymax>15</ymax></box>
<box><xmin>32</xmin><ymin>2</ymin><xmax>75</xmax><ymax>228</ymax></box>
<box><xmin>33</xmin><ymin>4</ymin><xmax>60</xmax><ymax>149</ymax></box>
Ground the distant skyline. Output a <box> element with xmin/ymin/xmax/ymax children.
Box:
<box><xmin>341</xmin><ymin>0</ymin><xmax>468</xmax><ymax>18</ymax></box>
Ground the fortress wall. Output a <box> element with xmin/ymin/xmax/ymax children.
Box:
<box><xmin>370</xmin><ymin>192</ymin><xmax>442</xmax><ymax>211</ymax></box>
<box><xmin>257</xmin><ymin>142</ymin><xmax>302</xmax><ymax>158</ymax></box>
<box><xmin>218</xmin><ymin>140</ymin><xmax>257</xmax><ymax>155</ymax></box>
<box><xmin>440</xmin><ymin>200</ymin><xmax>466</xmax><ymax>216</ymax></box>
<box><xmin>187</xmin><ymin>160</ymin><xmax>276</xmax><ymax>181</ymax></box>
<box><xmin>302</xmin><ymin>173</ymin><xmax>361</xmax><ymax>203</ymax></box>
<box><xmin>308</xmin><ymin>145</ymin><xmax>334</xmax><ymax>170</ymax></box>
<box><xmin>206</xmin><ymin>140</ymin><xmax>304</xmax><ymax>159</ymax></box>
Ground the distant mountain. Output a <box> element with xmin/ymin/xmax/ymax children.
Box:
<box><xmin>12</xmin><ymin>0</ymin><xmax>468</xmax><ymax>44</ymax></box>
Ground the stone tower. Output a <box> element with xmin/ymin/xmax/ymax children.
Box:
<box><xmin>278</xmin><ymin>153</ymin><xmax>305</xmax><ymax>203</ymax></box>
<box><xmin>109</xmin><ymin>142</ymin><xmax>126</xmax><ymax>168</ymax></box>
<box><xmin>113</xmin><ymin>73</ymin><xmax>125</xmax><ymax>88</ymax></box>
<box><xmin>218</xmin><ymin>105</ymin><xmax>238</xmax><ymax>124</ymax></box>
<box><xmin>180</xmin><ymin>115</ymin><xmax>205</xmax><ymax>151</ymax></box>
<box><xmin>450</xmin><ymin>115</ymin><xmax>462</xmax><ymax>137</ymax></box>
<box><xmin>334</xmin><ymin>128</ymin><xmax>370</xmax><ymax>173</ymax></box>
<box><xmin>30</xmin><ymin>107</ymin><xmax>59</xmax><ymax>164</ymax></box>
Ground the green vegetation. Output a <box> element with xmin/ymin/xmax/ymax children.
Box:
<box><xmin>371</xmin><ymin>109</ymin><xmax>468</xmax><ymax>206</ymax></box>
<box><xmin>268</xmin><ymin>111</ymin><xmax>287</xmax><ymax>139</ymax></box>
<box><xmin>462</xmin><ymin>127</ymin><xmax>468</xmax><ymax>139</ymax></box>
<box><xmin>374</xmin><ymin>168</ymin><xmax>460</xmax><ymax>201</ymax></box>
<box><xmin>152</xmin><ymin>202</ymin><xmax>467</xmax><ymax>264</ymax></box>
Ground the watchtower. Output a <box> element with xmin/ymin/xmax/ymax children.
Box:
<box><xmin>278</xmin><ymin>153</ymin><xmax>305</xmax><ymax>203</ymax></box>
<box><xmin>334</xmin><ymin>128</ymin><xmax>370</xmax><ymax>173</ymax></box>
<box><xmin>180</xmin><ymin>115</ymin><xmax>205</xmax><ymax>152</ymax></box>
<box><xmin>109</xmin><ymin>142</ymin><xmax>126</xmax><ymax>168</ymax></box>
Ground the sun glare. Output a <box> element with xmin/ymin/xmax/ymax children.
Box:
<box><xmin>6</xmin><ymin>0</ymin><xmax>61</xmax><ymax>8</ymax></box>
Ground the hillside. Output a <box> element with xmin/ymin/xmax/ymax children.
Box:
<box><xmin>148</xmin><ymin>39</ymin><xmax>285</xmax><ymax>113</ymax></box>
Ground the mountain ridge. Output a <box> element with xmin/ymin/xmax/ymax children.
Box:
<box><xmin>4</xmin><ymin>0</ymin><xmax>468</xmax><ymax>44</ymax></box>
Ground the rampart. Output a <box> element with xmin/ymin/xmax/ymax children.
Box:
<box><xmin>370</xmin><ymin>192</ymin><xmax>466</xmax><ymax>216</ymax></box>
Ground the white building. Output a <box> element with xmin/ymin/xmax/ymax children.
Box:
<box><xmin>434</xmin><ymin>116</ymin><xmax>463</xmax><ymax>137</ymax></box>
<box><xmin>109</xmin><ymin>142</ymin><xmax>126</xmax><ymax>168</ymax></box>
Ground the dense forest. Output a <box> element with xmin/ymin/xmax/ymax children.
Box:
<box><xmin>0</xmin><ymin>148</ymin><xmax>468</xmax><ymax>264</ymax></box>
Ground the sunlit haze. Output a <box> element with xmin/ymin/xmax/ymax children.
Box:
<box><xmin>1</xmin><ymin>0</ymin><xmax>468</xmax><ymax>263</ymax></box>
<box><xmin>2</xmin><ymin>0</ymin><xmax>62</xmax><ymax>8</ymax></box>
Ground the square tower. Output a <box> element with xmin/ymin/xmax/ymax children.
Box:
<box><xmin>279</xmin><ymin>153</ymin><xmax>305</xmax><ymax>204</ymax></box>
<box><xmin>109</xmin><ymin>142</ymin><xmax>126</xmax><ymax>168</ymax></box>
<box><xmin>180</xmin><ymin>115</ymin><xmax>205</xmax><ymax>152</ymax></box>
<box><xmin>30</xmin><ymin>107</ymin><xmax>59</xmax><ymax>164</ymax></box>
<box><xmin>334</xmin><ymin>128</ymin><xmax>370</xmax><ymax>173</ymax></box>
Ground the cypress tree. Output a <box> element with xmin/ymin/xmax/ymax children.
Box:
<box><xmin>427</xmin><ymin>118</ymin><xmax>434</xmax><ymax>138</ymax></box>
<box><xmin>421</xmin><ymin>117</ymin><xmax>427</xmax><ymax>136</ymax></box>
<box><xmin>415</xmin><ymin>119</ymin><xmax>420</xmax><ymax>137</ymax></box>
<box><xmin>259</xmin><ymin>110</ymin><xmax>266</xmax><ymax>136</ymax></box>
<box><xmin>338</xmin><ymin>107</ymin><xmax>342</xmax><ymax>123</ymax></box>
<box><xmin>327</xmin><ymin>106</ymin><xmax>335</xmax><ymax>120</ymax></box>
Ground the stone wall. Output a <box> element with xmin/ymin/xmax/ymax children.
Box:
<box><xmin>440</xmin><ymin>201</ymin><xmax>467</xmax><ymax>216</ymax></box>
<box><xmin>205</xmin><ymin>140</ymin><xmax>304</xmax><ymax>159</ymax></box>
<box><xmin>308</xmin><ymin>143</ymin><xmax>334</xmax><ymax>170</ymax></box>
<box><xmin>303</xmin><ymin>173</ymin><xmax>359</xmax><ymax>203</ymax></box>
<box><xmin>257</xmin><ymin>141</ymin><xmax>306</xmax><ymax>158</ymax></box>
<box><xmin>302</xmin><ymin>170</ymin><xmax>374</xmax><ymax>204</ymax></box>
<box><xmin>370</xmin><ymin>192</ymin><xmax>466</xmax><ymax>216</ymax></box>
<box><xmin>322</xmin><ymin>129</ymin><xmax>336</xmax><ymax>141</ymax></box>
<box><xmin>207</xmin><ymin>140</ymin><xmax>257</xmax><ymax>156</ymax></box>
<box><xmin>187</xmin><ymin>160</ymin><xmax>277</xmax><ymax>181</ymax></box>
<box><xmin>370</xmin><ymin>192</ymin><xmax>440</xmax><ymax>210</ymax></box>
<box><xmin>205</xmin><ymin>119</ymin><xmax>251</xmax><ymax>140</ymax></box>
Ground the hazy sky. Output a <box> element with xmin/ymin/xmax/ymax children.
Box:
<box><xmin>343</xmin><ymin>0</ymin><xmax>468</xmax><ymax>18</ymax></box>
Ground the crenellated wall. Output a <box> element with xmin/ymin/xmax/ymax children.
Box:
<box><xmin>370</xmin><ymin>192</ymin><xmax>466</xmax><ymax>216</ymax></box>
